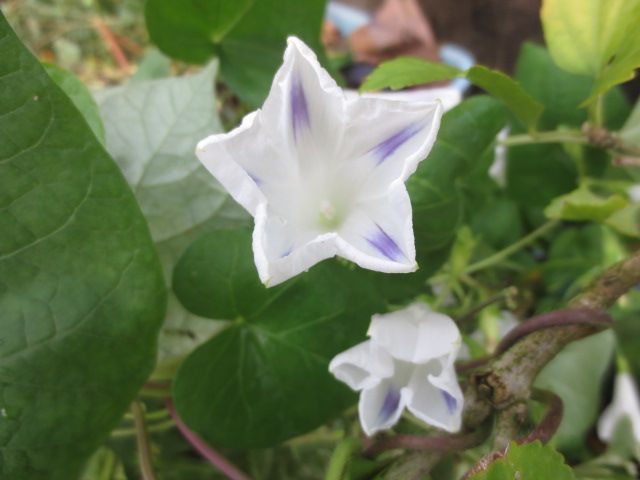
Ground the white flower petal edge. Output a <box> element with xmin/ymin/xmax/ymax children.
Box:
<box><xmin>329</xmin><ymin>302</ymin><xmax>463</xmax><ymax>436</ymax></box>
<box><xmin>196</xmin><ymin>37</ymin><xmax>443</xmax><ymax>286</ymax></box>
<box><xmin>597</xmin><ymin>372</ymin><xmax>640</xmax><ymax>443</ymax></box>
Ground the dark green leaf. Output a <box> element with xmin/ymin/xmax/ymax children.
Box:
<box><xmin>145</xmin><ymin>0</ymin><xmax>327</xmax><ymax>106</ymax></box>
<box><xmin>468</xmin><ymin>441</ymin><xmax>575</xmax><ymax>480</ymax></box>
<box><xmin>172</xmin><ymin>229</ymin><xmax>385</xmax><ymax>448</ymax></box>
<box><xmin>409</xmin><ymin>96</ymin><xmax>507</xmax><ymax>266</ymax></box>
<box><xmin>360</xmin><ymin>57</ymin><xmax>461</xmax><ymax>92</ymax></box>
<box><xmin>145</xmin><ymin>0</ymin><xmax>254</xmax><ymax>63</ymax></box>
<box><xmin>43</xmin><ymin>63</ymin><xmax>105</xmax><ymax>143</ymax></box>
<box><xmin>0</xmin><ymin>13</ymin><xmax>166</xmax><ymax>479</ymax></box>
<box><xmin>96</xmin><ymin>63</ymin><xmax>249</xmax><ymax>363</ymax></box>
<box><xmin>466</xmin><ymin>65</ymin><xmax>543</xmax><ymax>130</ymax></box>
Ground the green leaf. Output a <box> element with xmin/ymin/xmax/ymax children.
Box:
<box><xmin>542</xmin><ymin>224</ymin><xmax>626</xmax><ymax>302</ymax></box>
<box><xmin>620</xmin><ymin>97</ymin><xmax>640</xmax><ymax>146</ymax></box>
<box><xmin>409</xmin><ymin>96</ymin><xmax>507</xmax><ymax>265</ymax></box>
<box><xmin>0</xmin><ymin>13</ymin><xmax>166</xmax><ymax>480</ymax></box>
<box><xmin>513</xmin><ymin>43</ymin><xmax>630</xmax><ymax>131</ymax></box>
<box><xmin>145</xmin><ymin>0</ymin><xmax>327</xmax><ymax>106</ymax></box>
<box><xmin>360</xmin><ymin>59</ymin><xmax>541</xmax><ymax>130</ymax></box>
<box><xmin>145</xmin><ymin>0</ymin><xmax>254</xmax><ymax>63</ymax></box>
<box><xmin>131</xmin><ymin>47</ymin><xmax>172</xmax><ymax>82</ymax></box>
<box><xmin>466</xmin><ymin>65</ymin><xmax>543</xmax><ymax>130</ymax></box>
<box><xmin>172</xmin><ymin>229</ymin><xmax>385</xmax><ymax>448</ymax></box>
<box><xmin>534</xmin><ymin>331</ymin><xmax>615</xmax><ymax>453</ymax></box>
<box><xmin>541</xmin><ymin>0</ymin><xmax>640</xmax><ymax>76</ymax></box>
<box><xmin>360</xmin><ymin>57</ymin><xmax>461</xmax><ymax>91</ymax></box>
<box><xmin>605</xmin><ymin>204</ymin><xmax>640</xmax><ymax>238</ymax></box>
<box><xmin>96</xmin><ymin>64</ymin><xmax>249</xmax><ymax>364</ymax></box>
<box><xmin>468</xmin><ymin>441</ymin><xmax>575</xmax><ymax>480</ymax></box>
<box><xmin>587</xmin><ymin>28</ymin><xmax>640</xmax><ymax>103</ymax></box>
<box><xmin>545</xmin><ymin>186</ymin><xmax>628</xmax><ymax>222</ymax></box>
<box><xmin>541</xmin><ymin>0</ymin><xmax>640</xmax><ymax>102</ymax></box>
<box><xmin>506</xmin><ymin>43</ymin><xmax>630</xmax><ymax>208</ymax></box>
<box><xmin>43</xmin><ymin>63</ymin><xmax>105</xmax><ymax>143</ymax></box>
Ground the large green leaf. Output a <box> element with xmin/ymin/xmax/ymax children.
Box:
<box><xmin>468</xmin><ymin>441</ymin><xmax>575</xmax><ymax>480</ymax></box>
<box><xmin>172</xmin><ymin>229</ymin><xmax>385</xmax><ymax>448</ymax></box>
<box><xmin>535</xmin><ymin>331</ymin><xmax>615</xmax><ymax>453</ymax></box>
<box><xmin>620</xmin><ymin>97</ymin><xmax>640</xmax><ymax>146</ymax></box>
<box><xmin>541</xmin><ymin>0</ymin><xmax>640</xmax><ymax>102</ymax></box>
<box><xmin>409</xmin><ymin>95</ymin><xmax>507</xmax><ymax>264</ymax></box>
<box><xmin>96</xmin><ymin>63</ymin><xmax>249</xmax><ymax>365</ymax></box>
<box><xmin>145</xmin><ymin>0</ymin><xmax>327</xmax><ymax>106</ymax></box>
<box><xmin>43</xmin><ymin>63</ymin><xmax>105</xmax><ymax>143</ymax></box>
<box><xmin>360</xmin><ymin>57</ymin><xmax>461</xmax><ymax>91</ymax></box>
<box><xmin>0</xmin><ymin>13</ymin><xmax>166</xmax><ymax>480</ymax></box>
<box><xmin>145</xmin><ymin>0</ymin><xmax>254</xmax><ymax>64</ymax></box>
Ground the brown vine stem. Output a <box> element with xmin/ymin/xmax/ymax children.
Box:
<box><xmin>463</xmin><ymin>249</ymin><xmax>640</xmax><ymax>446</ymax></box>
<box><xmin>363</xmin><ymin>421</ymin><xmax>490</xmax><ymax>458</ymax></box>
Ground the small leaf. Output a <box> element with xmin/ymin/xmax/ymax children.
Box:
<box><xmin>468</xmin><ymin>441</ymin><xmax>576</xmax><ymax>480</ymax></box>
<box><xmin>172</xmin><ymin>229</ymin><xmax>385</xmax><ymax>448</ymax></box>
<box><xmin>43</xmin><ymin>63</ymin><xmax>105</xmax><ymax>143</ymax></box>
<box><xmin>360</xmin><ymin>57</ymin><xmax>461</xmax><ymax>91</ymax></box>
<box><xmin>545</xmin><ymin>187</ymin><xmax>628</xmax><ymax>222</ymax></box>
<box><xmin>466</xmin><ymin>65</ymin><xmax>543</xmax><ymax>130</ymax></box>
<box><xmin>0</xmin><ymin>12</ymin><xmax>166</xmax><ymax>479</ymax></box>
<box><xmin>606</xmin><ymin>204</ymin><xmax>640</xmax><ymax>238</ymax></box>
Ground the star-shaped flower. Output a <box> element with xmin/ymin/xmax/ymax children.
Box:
<box><xmin>196</xmin><ymin>37</ymin><xmax>442</xmax><ymax>286</ymax></box>
<box><xmin>329</xmin><ymin>302</ymin><xmax>463</xmax><ymax>436</ymax></box>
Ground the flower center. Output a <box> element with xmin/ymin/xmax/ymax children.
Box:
<box><xmin>317</xmin><ymin>198</ymin><xmax>344</xmax><ymax>230</ymax></box>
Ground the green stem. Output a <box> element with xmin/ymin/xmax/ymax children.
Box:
<box><xmin>131</xmin><ymin>401</ymin><xmax>157</xmax><ymax>480</ymax></box>
<box><xmin>500</xmin><ymin>130</ymin><xmax>586</xmax><ymax>147</ymax></box>
<box><xmin>111</xmin><ymin>418</ymin><xmax>176</xmax><ymax>438</ymax></box>
<box><xmin>589</xmin><ymin>95</ymin><xmax>604</xmax><ymax>126</ymax></box>
<box><xmin>464</xmin><ymin>220</ymin><xmax>560</xmax><ymax>276</ymax></box>
<box><xmin>324</xmin><ymin>438</ymin><xmax>360</xmax><ymax>480</ymax></box>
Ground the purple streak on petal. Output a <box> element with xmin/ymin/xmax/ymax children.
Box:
<box><xmin>366</xmin><ymin>224</ymin><xmax>404</xmax><ymax>261</ymax></box>
<box><xmin>247</xmin><ymin>170</ymin><xmax>261</xmax><ymax>185</ymax></box>
<box><xmin>441</xmin><ymin>390</ymin><xmax>457</xmax><ymax>414</ymax></box>
<box><xmin>280</xmin><ymin>246</ymin><xmax>293</xmax><ymax>258</ymax></box>
<box><xmin>371</xmin><ymin>123</ymin><xmax>423</xmax><ymax>164</ymax></box>
<box><xmin>378</xmin><ymin>387</ymin><xmax>401</xmax><ymax>423</ymax></box>
<box><xmin>291</xmin><ymin>75</ymin><xmax>310</xmax><ymax>141</ymax></box>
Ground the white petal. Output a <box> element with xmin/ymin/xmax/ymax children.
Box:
<box><xmin>598</xmin><ymin>373</ymin><xmax>640</xmax><ymax>443</ymax></box>
<box><xmin>335</xmin><ymin>183</ymin><xmax>416</xmax><ymax>273</ymax></box>
<box><xmin>340</xmin><ymin>96</ymin><xmax>442</xmax><ymax>194</ymax></box>
<box><xmin>196</xmin><ymin>111</ymin><xmax>267</xmax><ymax>216</ymax></box>
<box><xmin>407</xmin><ymin>363</ymin><xmax>463</xmax><ymax>432</ymax></box>
<box><xmin>359</xmin><ymin>380</ymin><xmax>409</xmax><ymax>436</ymax></box>
<box><xmin>329</xmin><ymin>340</ymin><xmax>394</xmax><ymax>391</ymax></box>
<box><xmin>252</xmin><ymin>204</ymin><xmax>338</xmax><ymax>286</ymax></box>
<box><xmin>367</xmin><ymin>303</ymin><xmax>461</xmax><ymax>364</ymax></box>
<box><xmin>261</xmin><ymin>36</ymin><xmax>346</xmax><ymax>161</ymax></box>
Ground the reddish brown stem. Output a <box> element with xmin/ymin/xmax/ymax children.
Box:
<box><xmin>91</xmin><ymin>17</ymin><xmax>130</xmax><ymax>72</ymax></box>
<box><xmin>166</xmin><ymin>400</ymin><xmax>250</xmax><ymax>480</ymax></box>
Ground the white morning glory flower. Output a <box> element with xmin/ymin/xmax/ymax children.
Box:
<box><xmin>329</xmin><ymin>302</ymin><xmax>463</xmax><ymax>436</ymax></box>
<box><xmin>196</xmin><ymin>37</ymin><xmax>442</xmax><ymax>286</ymax></box>
<box><xmin>598</xmin><ymin>372</ymin><xmax>640</xmax><ymax>443</ymax></box>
